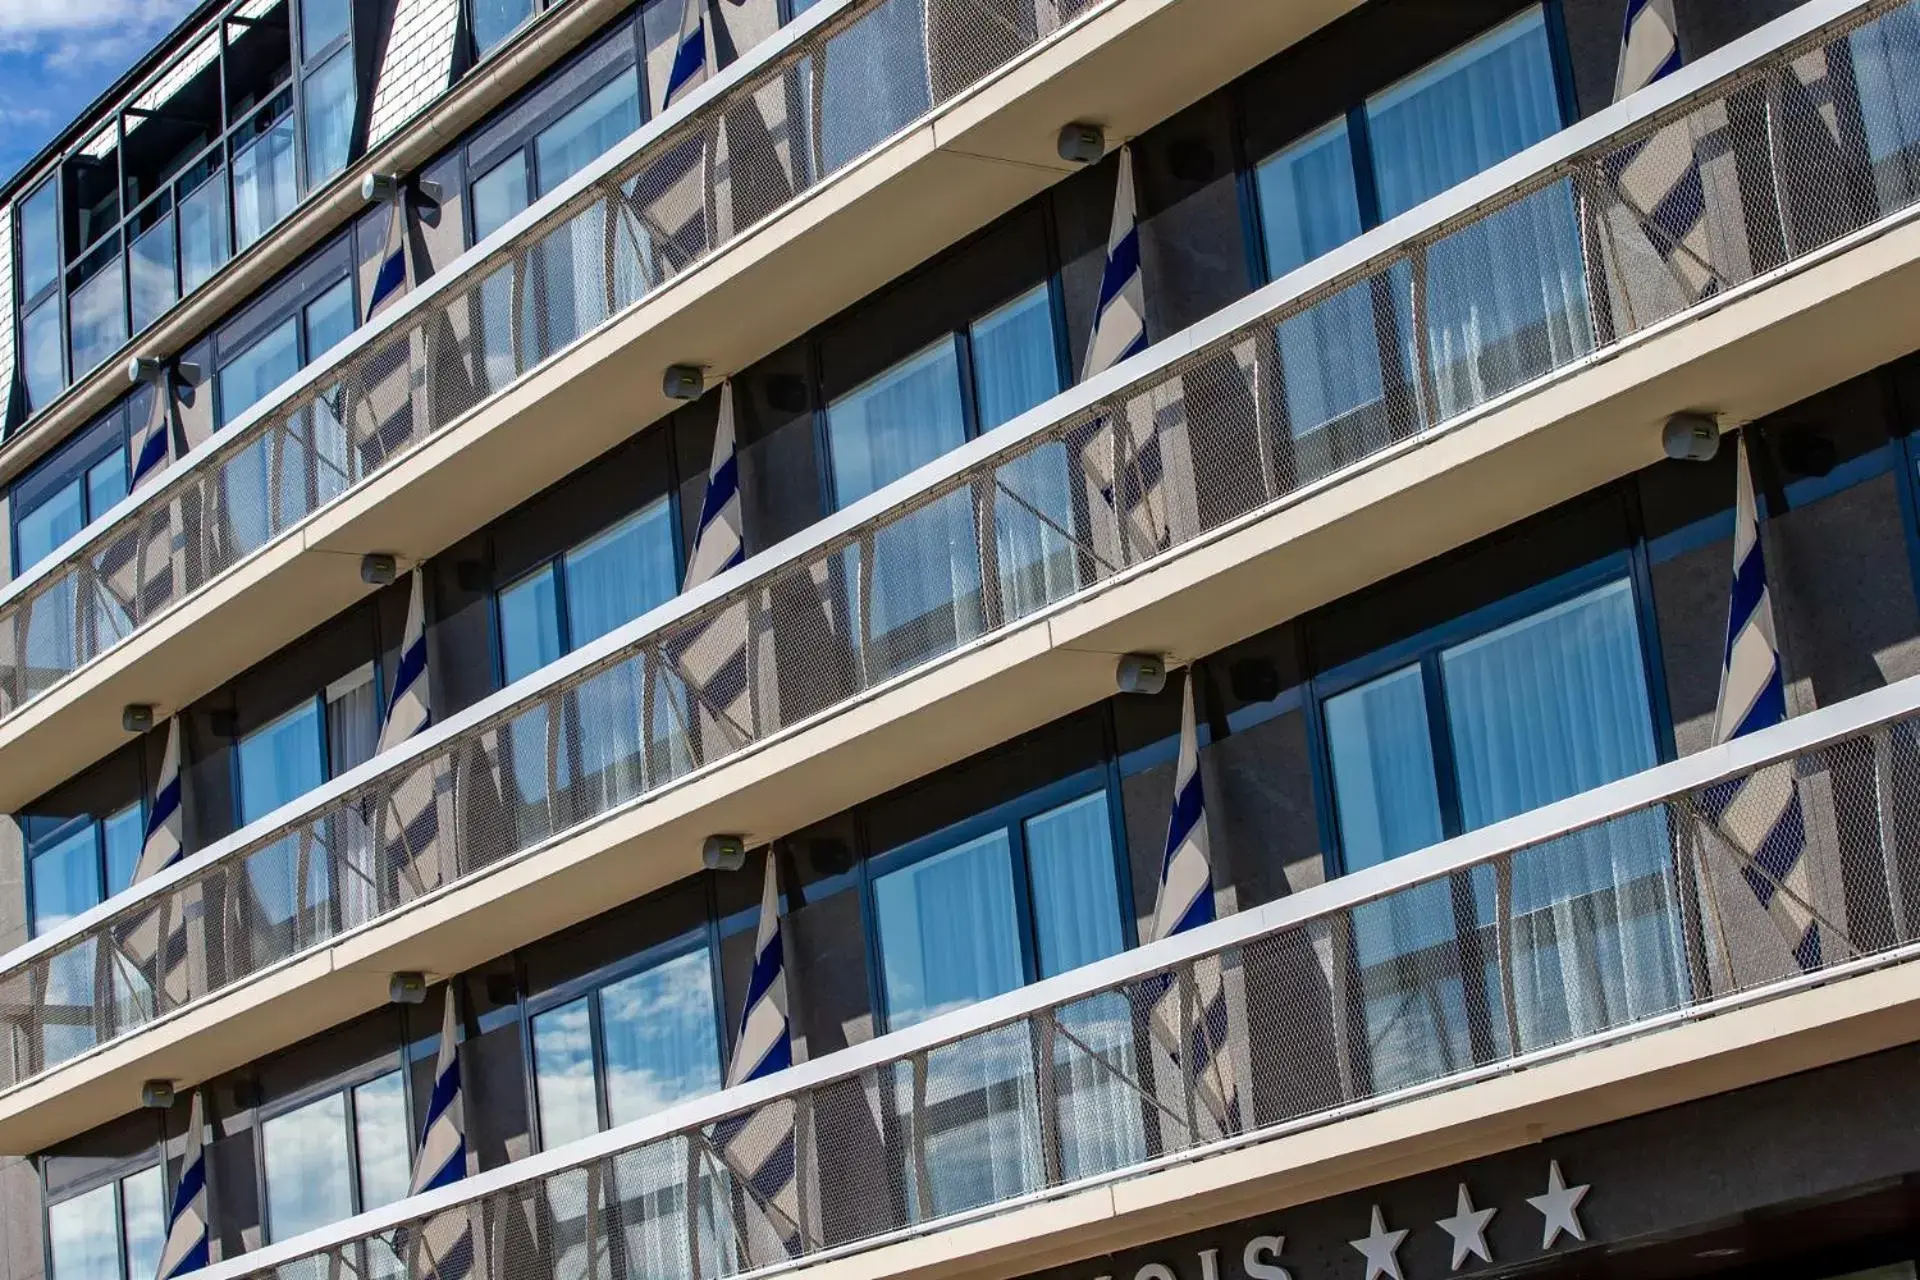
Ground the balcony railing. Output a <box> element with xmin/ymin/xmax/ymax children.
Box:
<box><xmin>199</xmin><ymin>650</ymin><xmax>1920</xmax><ymax>1280</ymax></box>
<box><xmin>0</xmin><ymin>0</ymin><xmax>1913</xmax><ymax>1098</ymax></box>
<box><xmin>0</xmin><ymin>0</ymin><xmax>1110</xmax><ymax>718</ymax></box>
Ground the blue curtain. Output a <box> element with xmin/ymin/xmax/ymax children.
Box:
<box><xmin>875</xmin><ymin>832</ymin><xmax>1040</xmax><ymax>1219</ymax></box>
<box><xmin>828</xmin><ymin>340</ymin><xmax>982</xmax><ymax>672</ymax></box>
<box><xmin>1365</xmin><ymin>8</ymin><xmax>1589</xmax><ymax>417</ymax></box>
<box><xmin>817</xmin><ymin>0</ymin><xmax>932</xmax><ymax>174</ymax></box>
<box><xmin>1440</xmin><ymin>580</ymin><xmax>1683</xmax><ymax>1047</ymax></box>
<box><xmin>972</xmin><ymin>286</ymin><xmax>1076</xmax><ymax>621</ymax></box>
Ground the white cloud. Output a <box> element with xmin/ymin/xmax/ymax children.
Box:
<box><xmin>0</xmin><ymin>0</ymin><xmax>194</xmax><ymax>37</ymax></box>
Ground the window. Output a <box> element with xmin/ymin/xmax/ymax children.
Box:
<box><xmin>824</xmin><ymin>284</ymin><xmax>1070</xmax><ymax>676</ymax></box>
<box><xmin>472</xmin><ymin>0</ymin><xmax>538</xmax><ymax>57</ymax></box>
<box><xmin>1319</xmin><ymin>576</ymin><xmax>1684</xmax><ymax>1091</ymax></box>
<box><xmin>531</xmin><ymin>939</ymin><xmax>723</xmax><ymax>1143</ymax></box>
<box><xmin>20</xmin><ymin>179</ymin><xmax>60</xmax><ymax>303</ymax></box>
<box><xmin>870</xmin><ymin>783</ymin><xmax>1134</xmax><ymax>1218</ymax></box>
<box><xmin>1250</xmin><ymin>6</ymin><xmax>1580</xmax><ymax>436</ymax></box>
<box><xmin>496</xmin><ymin>500</ymin><xmax>683</xmax><ymax>817</ymax></box>
<box><xmin>23</xmin><ymin>294</ymin><xmax>65</xmax><ymax>414</ymax></box>
<box><xmin>233</xmin><ymin>94</ymin><xmax>300</xmax><ymax>252</ymax></box>
<box><xmin>47</xmin><ymin>1167</ymin><xmax>166</xmax><ymax>1280</ymax></box>
<box><xmin>299</xmin><ymin>0</ymin><xmax>356</xmax><ymax>188</ymax></box>
<box><xmin>262</xmin><ymin>1072</ymin><xmax>412</xmax><ymax>1245</ymax></box>
<box><xmin>27</xmin><ymin>804</ymin><xmax>144</xmax><ymax>937</ymax></box>
<box><xmin>69</xmin><ymin>242</ymin><xmax>128</xmax><ymax>381</ymax></box>
<box><xmin>234</xmin><ymin>665</ymin><xmax>382</xmax><ymax>947</ymax></box>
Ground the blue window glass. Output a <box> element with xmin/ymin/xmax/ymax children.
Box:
<box><xmin>31</xmin><ymin>822</ymin><xmax>103</xmax><ymax>936</ymax></box>
<box><xmin>353</xmin><ymin>1072</ymin><xmax>413</xmax><ymax>1210</ymax></box>
<box><xmin>533</xmin><ymin>996</ymin><xmax>598</xmax><ymax>1146</ymax></box>
<box><xmin>24</xmin><ymin>296</ymin><xmax>65</xmax><ymax>411</ymax></box>
<box><xmin>817</xmin><ymin>0</ymin><xmax>930</xmax><ymax>174</ymax></box>
<box><xmin>263</xmin><ymin>1091</ymin><xmax>354</xmax><ymax>1240</ymax></box>
<box><xmin>876</xmin><ymin>829</ymin><xmax>1023</xmax><ymax>1028</ymax></box>
<box><xmin>1323</xmin><ymin>579</ymin><xmax>1680</xmax><ymax>1090</ymax></box>
<box><xmin>472</xmin><ymin>153</ymin><xmax>530</xmax><ymax>242</ymax></box>
<box><xmin>179</xmin><ymin>169</ymin><xmax>231</xmax><ymax>295</ymax></box>
<box><xmin>17</xmin><ymin>477</ymin><xmax>85</xmax><ymax>571</ymax></box>
<box><xmin>472</xmin><ymin>0</ymin><xmax>536</xmax><ymax>55</ymax></box>
<box><xmin>239</xmin><ymin>700</ymin><xmax>328</xmax><ymax>825</ymax></box>
<box><xmin>87</xmin><ymin>452</ymin><xmax>128</xmax><ymax>525</ymax></box>
<box><xmin>20</xmin><ymin>181</ymin><xmax>59</xmax><ymax>302</ymax></box>
<box><xmin>302</xmin><ymin>49</ymin><xmax>357</xmax><ymax>188</ymax></box>
<box><xmin>305</xmin><ymin>277</ymin><xmax>357</xmax><ymax>361</ymax></box>
<box><xmin>499</xmin><ymin>564</ymin><xmax>563</xmax><ymax>685</ymax></box>
<box><xmin>48</xmin><ymin>1182</ymin><xmax>119</xmax><ymax>1280</ymax></box>
<box><xmin>535</xmin><ymin>75</ymin><xmax>642</xmax><ymax>196</ymax></box>
<box><xmin>218</xmin><ymin>317</ymin><xmax>300</xmax><ymax>429</ymax></box>
<box><xmin>70</xmin><ymin>256</ymin><xmax>128</xmax><ymax>381</ymax></box>
<box><xmin>1364</xmin><ymin>8</ymin><xmax>1561</xmax><ymax>221</ymax></box>
<box><xmin>119</xmin><ymin>1168</ymin><xmax>165</xmax><ymax>1280</ymax></box>
<box><xmin>1365</xmin><ymin>7</ymin><xmax>1587</xmax><ymax>416</ymax></box>
<box><xmin>828</xmin><ymin>340</ymin><xmax>966</xmax><ymax>506</ymax></box>
<box><xmin>973</xmin><ymin>287</ymin><xmax>1074</xmax><ymax>622</ymax></box>
<box><xmin>301</xmin><ymin>0</ymin><xmax>352</xmax><ymax>52</ymax></box>
<box><xmin>563</xmin><ymin>500</ymin><xmax>679</xmax><ymax>649</ymax></box>
<box><xmin>234</xmin><ymin>111</ymin><xmax>299</xmax><ymax>252</ymax></box>
<box><xmin>130</xmin><ymin>214</ymin><xmax>178</xmax><ymax>334</ymax></box>
<box><xmin>969</xmin><ymin>286</ymin><xmax>1059</xmax><ymax>433</ymax></box>
<box><xmin>599</xmin><ymin>947</ymin><xmax>722</xmax><ymax>1126</ymax></box>
<box><xmin>1255</xmin><ymin>117</ymin><xmax>1363</xmax><ymax>279</ymax></box>
<box><xmin>102</xmin><ymin>803</ymin><xmax>144</xmax><ymax>900</ymax></box>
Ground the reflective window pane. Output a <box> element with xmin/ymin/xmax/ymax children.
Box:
<box><xmin>1024</xmin><ymin>792</ymin><xmax>1123</xmax><ymax>978</ymax></box>
<box><xmin>31</xmin><ymin>823</ymin><xmax>101</xmax><ymax>936</ymax></box>
<box><xmin>103</xmin><ymin>803</ymin><xmax>144</xmax><ymax>898</ymax></box>
<box><xmin>533</xmin><ymin>997</ymin><xmax>599</xmax><ymax>1148</ymax></box>
<box><xmin>827</xmin><ymin>339</ymin><xmax>966</xmax><ymax>507</ymax></box>
<box><xmin>969</xmin><ymin>285</ymin><xmax>1060</xmax><ymax>433</ymax></box>
<box><xmin>120</xmin><ymin>1167</ymin><xmax>165</xmax><ymax>1280</ymax></box>
<box><xmin>1364</xmin><ymin>7</ymin><xmax>1561</xmax><ymax>220</ymax></box>
<box><xmin>472</xmin><ymin>153</ymin><xmax>530</xmax><ymax>242</ymax></box>
<box><xmin>18</xmin><ymin>478</ymin><xmax>85</xmax><ymax>572</ymax></box>
<box><xmin>302</xmin><ymin>49</ymin><xmax>357</xmax><ymax>188</ymax></box>
<box><xmin>263</xmin><ymin>1092</ymin><xmax>354</xmax><ymax>1240</ymax></box>
<box><xmin>179</xmin><ymin>171</ymin><xmax>230</xmax><ymax>294</ymax></box>
<box><xmin>48</xmin><ymin>1182</ymin><xmax>119</xmax><ymax>1280</ymax></box>
<box><xmin>70</xmin><ymin>259</ymin><xmax>128</xmax><ymax>380</ymax></box>
<box><xmin>875</xmin><ymin>830</ymin><xmax>1022</xmax><ymax>1027</ymax></box>
<box><xmin>472</xmin><ymin>0</ymin><xmax>535</xmax><ymax>54</ymax></box>
<box><xmin>534</xmin><ymin>74</ymin><xmax>642</xmax><ymax>196</ymax></box>
<box><xmin>353</xmin><ymin>1072</ymin><xmax>412</xmax><ymax>1211</ymax></box>
<box><xmin>499</xmin><ymin>564</ymin><xmax>562</xmax><ymax>684</ymax></box>
<box><xmin>234</xmin><ymin>114</ymin><xmax>299</xmax><ymax>251</ymax></box>
<box><xmin>600</xmin><ymin>947</ymin><xmax>721</xmax><ymax>1127</ymax></box>
<box><xmin>563</xmin><ymin>500</ymin><xmax>679</xmax><ymax>650</ymax></box>
<box><xmin>304</xmin><ymin>276</ymin><xmax>356</xmax><ymax>361</ymax></box>
<box><xmin>20</xmin><ymin>181</ymin><xmax>59</xmax><ymax>301</ymax></box>
<box><xmin>24</xmin><ymin>296</ymin><xmax>65</xmax><ymax>411</ymax></box>
<box><xmin>130</xmin><ymin>215</ymin><xmax>179</xmax><ymax>333</ymax></box>
<box><xmin>1256</xmin><ymin>117</ymin><xmax>1363</xmax><ymax>278</ymax></box>
<box><xmin>218</xmin><ymin>318</ymin><xmax>300</xmax><ymax>429</ymax></box>
<box><xmin>1324</xmin><ymin>665</ymin><xmax>1443</xmax><ymax>871</ymax></box>
<box><xmin>87</xmin><ymin>452</ymin><xmax>128</xmax><ymax>523</ymax></box>
<box><xmin>238</xmin><ymin>699</ymin><xmax>327</xmax><ymax>824</ymax></box>
<box><xmin>301</xmin><ymin>0</ymin><xmax>351</xmax><ymax>52</ymax></box>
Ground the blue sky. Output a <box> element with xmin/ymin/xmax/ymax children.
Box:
<box><xmin>0</xmin><ymin>0</ymin><xmax>200</xmax><ymax>189</ymax></box>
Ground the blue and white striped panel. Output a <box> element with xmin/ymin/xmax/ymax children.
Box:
<box><xmin>135</xmin><ymin>717</ymin><xmax>184</xmax><ymax>883</ymax></box>
<box><xmin>367</xmin><ymin>195</ymin><xmax>411</xmax><ymax>325</ymax></box>
<box><xmin>1702</xmin><ymin>433</ymin><xmax>1819</xmax><ymax>971</ymax></box>
<box><xmin>663</xmin><ymin>0</ymin><xmax>710</xmax><ymax>114</ymax></box>
<box><xmin>156</xmin><ymin>1092</ymin><xmax>209</xmax><ymax>1280</ymax></box>
<box><xmin>113</xmin><ymin>717</ymin><xmax>194</xmax><ymax>1016</ymax></box>
<box><xmin>380</xmin><ymin>570</ymin><xmax>432</xmax><ymax>753</ymax></box>
<box><xmin>411</xmin><ymin>993</ymin><xmax>467</xmax><ymax>1195</ymax></box>
<box><xmin>1080</xmin><ymin>147</ymin><xmax>1173</xmax><ymax>562</ymax></box>
<box><xmin>102</xmin><ymin>377</ymin><xmax>182</xmax><ymax>622</ymax></box>
<box><xmin>131</xmin><ymin>370</ymin><xmax>175</xmax><ymax>493</ymax></box>
<box><xmin>397</xmin><ymin>1000</ymin><xmax>473</xmax><ymax>1280</ymax></box>
<box><xmin>668</xmin><ymin>382</ymin><xmax>753</xmax><ymax>762</ymax></box>
<box><xmin>714</xmin><ymin>856</ymin><xmax>801</xmax><ymax>1263</ymax></box>
<box><xmin>1146</xmin><ymin>673</ymin><xmax>1240</xmax><ymax>1134</ymax></box>
<box><xmin>1607</xmin><ymin>0</ymin><xmax>1725</xmax><ymax>306</ymax></box>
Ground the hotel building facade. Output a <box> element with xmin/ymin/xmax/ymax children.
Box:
<box><xmin>2</xmin><ymin>1</ymin><xmax>1920</xmax><ymax>1280</ymax></box>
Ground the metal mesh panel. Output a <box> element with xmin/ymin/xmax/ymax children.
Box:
<box><xmin>217</xmin><ymin>702</ymin><xmax>1920</xmax><ymax>1280</ymax></box>
<box><xmin>2</xmin><ymin>0</ymin><xmax>1918</xmax><ymax>1163</ymax></box>
<box><xmin>0</xmin><ymin>0</ymin><xmax>1095</xmax><ymax>721</ymax></box>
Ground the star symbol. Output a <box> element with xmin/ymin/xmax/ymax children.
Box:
<box><xmin>1526</xmin><ymin>1160</ymin><xmax>1590</xmax><ymax>1249</ymax></box>
<box><xmin>1435</xmin><ymin>1183</ymin><xmax>1498</xmax><ymax>1270</ymax></box>
<box><xmin>1350</xmin><ymin>1205</ymin><xmax>1410</xmax><ymax>1280</ymax></box>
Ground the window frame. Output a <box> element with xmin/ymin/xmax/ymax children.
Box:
<box><xmin>18</xmin><ymin>176</ymin><xmax>70</xmax><ymax>412</ymax></box>
<box><xmin>255</xmin><ymin>1064</ymin><xmax>414</xmax><ymax>1245</ymax></box>
<box><xmin>41</xmin><ymin>1155</ymin><xmax>170</xmax><ymax>1280</ymax></box>
<box><xmin>293</xmin><ymin>0</ymin><xmax>358</xmax><ymax>195</ymax></box>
